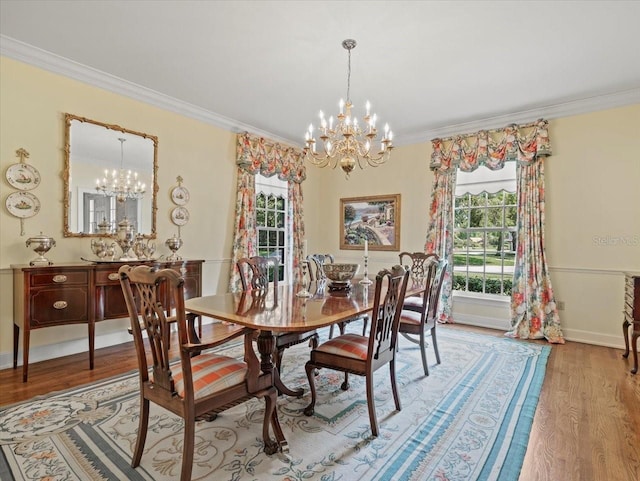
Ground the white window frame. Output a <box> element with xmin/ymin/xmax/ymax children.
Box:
<box><xmin>453</xmin><ymin>164</ymin><xmax>517</xmax><ymax>297</ymax></box>
<box><xmin>255</xmin><ymin>174</ymin><xmax>289</xmax><ymax>283</ymax></box>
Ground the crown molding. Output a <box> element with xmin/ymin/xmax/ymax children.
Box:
<box><xmin>0</xmin><ymin>35</ymin><xmax>293</xmax><ymax>145</ymax></box>
<box><xmin>402</xmin><ymin>87</ymin><xmax>640</xmax><ymax>145</ymax></box>
<box><xmin>2</xmin><ymin>35</ymin><xmax>638</xmax><ymax>148</ymax></box>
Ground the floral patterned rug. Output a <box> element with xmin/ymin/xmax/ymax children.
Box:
<box><xmin>0</xmin><ymin>326</ymin><xmax>550</xmax><ymax>481</ymax></box>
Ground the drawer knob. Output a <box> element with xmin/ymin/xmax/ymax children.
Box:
<box><xmin>52</xmin><ymin>275</ymin><xmax>68</xmax><ymax>283</ymax></box>
<box><xmin>108</xmin><ymin>273</ymin><xmax>120</xmax><ymax>281</ymax></box>
<box><xmin>53</xmin><ymin>301</ymin><xmax>68</xmax><ymax>310</ymax></box>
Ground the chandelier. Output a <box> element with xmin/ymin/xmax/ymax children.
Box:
<box><xmin>303</xmin><ymin>39</ymin><xmax>394</xmax><ymax>178</ymax></box>
<box><xmin>96</xmin><ymin>138</ymin><xmax>145</xmax><ymax>203</ymax></box>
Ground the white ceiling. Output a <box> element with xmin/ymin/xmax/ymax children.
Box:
<box><xmin>1</xmin><ymin>0</ymin><xmax>639</xmax><ymax>147</ymax></box>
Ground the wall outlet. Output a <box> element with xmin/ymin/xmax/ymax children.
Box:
<box><xmin>557</xmin><ymin>301</ymin><xmax>565</xmax><ymax>310</ymax></box>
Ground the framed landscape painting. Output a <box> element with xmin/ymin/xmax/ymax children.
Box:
<box><xmin>340</xmin><ymin>194</ymin><xmax>401</xmax><ymax>251</ymax></box>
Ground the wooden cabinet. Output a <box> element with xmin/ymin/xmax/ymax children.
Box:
<box><xmin>13</xmin><ymin>260</ymin><xmax>203</xmax><ymax>381</ymax></box>
<box><xmin>622</xmin><ymin>273</ymin><xmax>640</xmax><ymax>374</ymax></box>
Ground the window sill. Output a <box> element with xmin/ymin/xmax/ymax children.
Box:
<box><xmin>452</xmin><ymin>291</ymin><xmax>511</xmax><ymax>308</ymax></box>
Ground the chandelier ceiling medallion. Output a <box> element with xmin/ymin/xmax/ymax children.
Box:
<box><xmin>96</xmin><ymin>138</ymin><xmax>146</xmax><ymax>203</ymax></box>
<box><xmin>303</xmin><ymin>39</ymin><xmax>394</xmax><ymax>178</ymax></box>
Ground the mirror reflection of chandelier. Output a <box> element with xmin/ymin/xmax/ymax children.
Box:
<box><xmin>96</xmin><ymin>138</ymin><xmax>145</xmax><ymax>203</ymax></box>
<box><xmin>303</xmin><ymin>39</ymin><xmax>394</xmax><ymax>179</ymax></box>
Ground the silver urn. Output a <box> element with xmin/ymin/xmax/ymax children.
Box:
<box><xmin>26</xmin><ymin>232</ymin><xmax>56</xmax><ymax>266</ymax></box>
<box><xmin>165</xmin><ymin>234</ymin><xmax>183</xmax><ymax>261</ymax></box>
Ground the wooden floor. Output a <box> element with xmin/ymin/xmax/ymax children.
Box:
<box><xmin>1</xmin><ymin>323</ymin><xmax>639</xmax><ymax>481</ymax></box>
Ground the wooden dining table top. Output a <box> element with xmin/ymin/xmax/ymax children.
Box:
<box><xmin>185</xmin><ymin>277</ymin><xmax>427</xmax><ymax>333</ymax></box>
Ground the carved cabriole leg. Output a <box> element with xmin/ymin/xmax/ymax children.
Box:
<box><xmin>181</xmin><ymin>409</ymin><xmax>195</xmax><ymax>481</ymax></box>
<box><xmin>303</xmin><ymin>362</ymin><xmax>317</xmax><ymax>416</ymax></box>
<box><xmin>262</xmin><ymin>387</ymin><xmax>280</xmax><ymax>454</ymax></box>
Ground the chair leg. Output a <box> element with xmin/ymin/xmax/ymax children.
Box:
<box><xmin>328</xmin><ymin>324</ymin><xmax>335</xmax><ymax>339</ymax></box>
<box><xmin>341</xmin><ymin>372</ymin><xmax>349</xmax><ymax>391</ymax></box>
<box><xmin>365</xmin><ymin>372</ymin><xmax>378</xmax><ymax>437</ymax></box>
<box><xmin>390</xmin><ymin>358</ymin><xmax>401</xmax><ymax>412</ymax></box>
<box><xmin>361</xmin><ymin>316</ymin><xmax>369</xmax><ymax>336</ymax></box>
<box><xmin>180</xmin><ymin>413</ymin><xmax>195</xmax><ymax>481</ymax></box>
<box><xmin>303</xmin><ymin>362</ymin><xmax>317</xmax><ymax>416</ymax></box>
<box><xmin>131</xmin><ymin>396</ymin><xmax>149</xmax><ymax>467</ymax></box>
<box><xmin>431</xmin><ymin>327</ymin><xmax>441</xmax><ymax>365</ymax></box>
<box><xmin>419</xmin><ymin>329</ymin><xmax>429</xmax><ymax>376</ymax></box>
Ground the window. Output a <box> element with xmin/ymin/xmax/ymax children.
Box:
<box><xmin>82</xmin><ymin>193</ymin><xmax>139</xmax><ymax>233</ymax></box>
<box><xmin>255</xmin><ymin>175</ymin><xmax>288</xmax><ymax>282</ymax></box>
<box><xmin>453</xmin><ymin>164</ymin><xmax>516</xmax><ymax>296</ymax></box>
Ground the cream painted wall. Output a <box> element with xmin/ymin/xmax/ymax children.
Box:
<box><xmin>307</xmin><ymin>105</ymin><xmax>640</xmax><ymax>348</ymax></box>
<box><xmin>1</xmin><ymin>55</ymin><xmax>639</xmax><ymax>371</ymax></box>
<box><xmin>0</xmin><ymin>57</ymin><xmax>238</xmax><ymax>368</ymax></box>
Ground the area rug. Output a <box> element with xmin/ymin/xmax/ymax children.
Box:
<box><xmin>0</xmin><ymin>326</ymin><xmax>550</xmax><ymax>481</ymax></box>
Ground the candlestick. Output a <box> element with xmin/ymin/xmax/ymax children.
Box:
<box><xmin>364</xmin><ymin>239</ymin><xmax>368</xmax><ymax>256</ymax></box>
<box><xmin>360</xmin><ymin>253</ymin><xmax>373</xmax><ymax>285</ymax></box>
<box><xmin>296</xmin><ymin>249</ymin><xmax>312</xmax><ymax>297</ymax></box>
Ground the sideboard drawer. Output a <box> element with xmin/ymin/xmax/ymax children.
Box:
<box><xmin>31</xmin><ymin>270</ymin><xmax>88</xmax><ymax>287</ymax></box>
<box><xmin>95</xmin><ymin>269</ymin><xmax>123</xmax><ymax>285</ymax></box>
<box><xmin>29</xmin><ymin>286</ymin><xmax>90</xmax><ymax>327</ymax></box>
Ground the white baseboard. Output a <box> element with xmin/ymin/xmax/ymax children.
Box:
<box><xmin>453</xmin><ymin>314</ymin><xmax>628</xmax><ymax>351</ymax></box>
<box><xmin>0</xmin><ymin>330</ymin><xmax>134</xmax><ymax>370</ymax></box>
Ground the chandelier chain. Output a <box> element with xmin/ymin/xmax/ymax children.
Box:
<box><xmin>346</xmin><ymin>47</ymin><xmax>351</xmax><ymax>103</ymax></box>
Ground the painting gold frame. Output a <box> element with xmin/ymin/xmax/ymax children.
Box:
<box><xmin>340</xmin><ymin>194</ymin><xmax>401</xmax><ymax>251</ymax></box>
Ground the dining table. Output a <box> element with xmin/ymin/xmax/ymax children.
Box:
<box><xmin>184</xmin><ymin>276</ymin><xmax>427</xmax><ymax>449</ymax></box>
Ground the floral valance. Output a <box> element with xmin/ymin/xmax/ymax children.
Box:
<box><xmin>430</xmin><ymin>119</ymin><xmax>551</xmax><ymax>172</ymax></box>
<box><xmin>236</xmin><ymin>132</ymin><xmax>306</xmax><ymax>183</ymax></box>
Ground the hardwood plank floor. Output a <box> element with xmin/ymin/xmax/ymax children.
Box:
<box><xmin>1</xmin><ymin>323</ymin><xmax>638</xmax><ymax>481</ymax></box>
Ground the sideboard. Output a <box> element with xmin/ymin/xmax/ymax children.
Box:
<box><xmin>13</xmin><ymin>259</ymin><xmax>204</xmax><ymax>381</ymax></box>
<box><xmin>622</xmin><ymin>272</ymin><xmax>640</xmax><ymax>374</ymax></box>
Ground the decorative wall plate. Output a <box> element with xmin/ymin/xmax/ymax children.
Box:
<box><xmin>5</xmin><ymin>163</ymin><xmax>41</xmax><ymax>191</ymax></box>
<box><xmin>6</xmin><ymin>191</ymin><xmax>41</xmax><ymax>218</ymax></box>
<box><xmin>170</xmin><ymin>185</ymin><xmax>190</xmax><ymax>205</ymax></box>
<box><xmin>170</xmin><ymin>206</ymin><xmax>190</xmax><ymax>226</ymax></box>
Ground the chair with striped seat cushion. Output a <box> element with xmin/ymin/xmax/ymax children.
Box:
<box><xmin>304</xmin><ymin>265</ymin><xmax>409</xmax><ymax>437</ymax></box>
<box><xmin>119</xmin><ymin>265</ymin><xmax>285</xmax><ymax>481</ymax></box>
<box><xmin>398</xmin><ymin>259</ymin><xmax>447</xmax><ymax>376</ymax></box>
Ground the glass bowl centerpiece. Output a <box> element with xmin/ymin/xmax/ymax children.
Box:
<box><xmin>322</xmin><ymin>263</ymin><xmax>359</xmax><ymax>291</ymax></box>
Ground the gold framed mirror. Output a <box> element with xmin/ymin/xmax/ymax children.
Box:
<box><xmin>63</xmin><ymin>114</ymin><xmax>158</xmax><ymax>237</ymax></box>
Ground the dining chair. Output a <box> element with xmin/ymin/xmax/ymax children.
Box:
<box><xmin>398</xmin><ymin>251</ymin><xmax>439</xmax><ymax>313</ymax></box>
<box><xmin>306</xmin><ymin>253</ymin><xmax>334</xmax><ymax>281</ymax></box>
<box><xmin>119</xmin><ymin>265</ymin><xmax>284</xmax><ymax>481</ymax></box>
<box><xmin>303</xmin><ymin>265</ymin><xmax>410</xmax><ymax>437</ymax></box>
<box><xmin>237</xmin><ymin>256</ymin><xmax>319</xmax><ymax>379</ymax></box>
<box><xmin>307</xmin><ymin>253</ymin><xmax>369</xmax><ymax>338</ymax></box>
<box><xmin>398</xmin><ymin>259</ymin><xmax>448</xmax><ymax>376</ymax></box>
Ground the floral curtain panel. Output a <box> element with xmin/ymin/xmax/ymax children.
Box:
<box><xmin>229</xmin><ymin>133</ymin><xmax>307</xmax><ymax>292</ymax></box>
<box><xmin>424</xmin><ymin>169</ymin><xmax>457</xmax><ymax>323</ymax></box>
<box><xmin>427</xmin><ymin>119</ymin><xmax>564</xmax><ymax>343</ymax></box>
